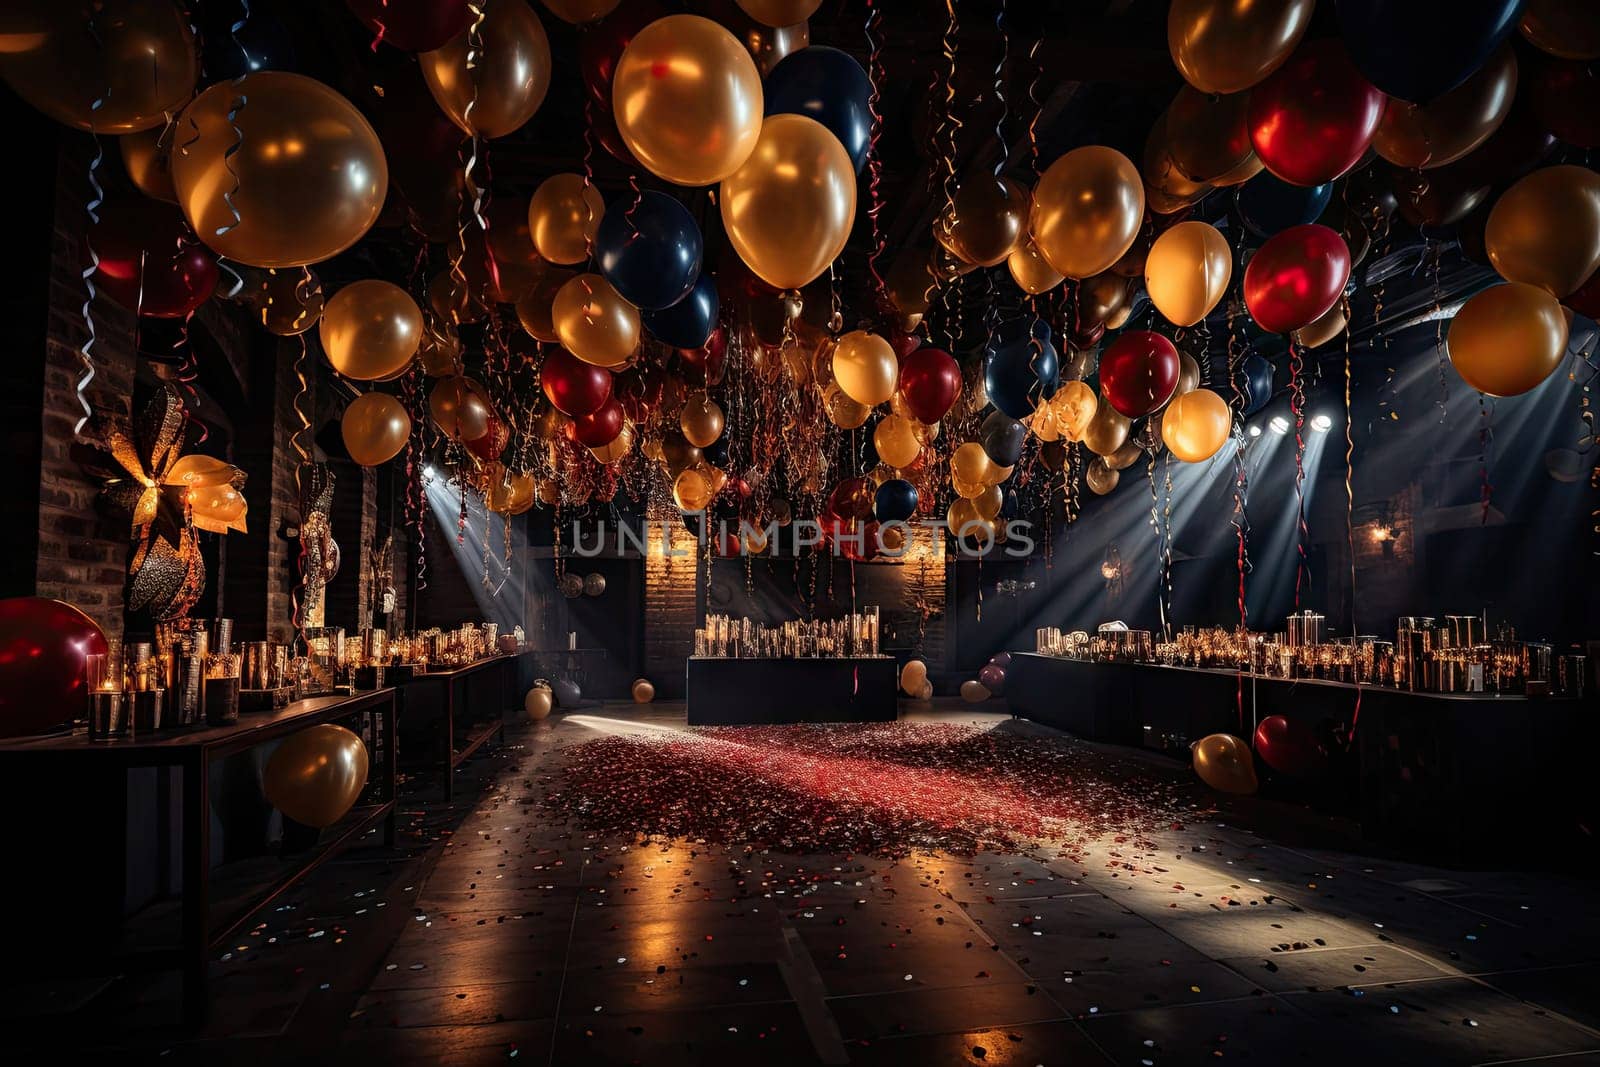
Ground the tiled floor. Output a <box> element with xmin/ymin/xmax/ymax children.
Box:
<box><xmin>14</xmin><ymin>701</ymin><xmax>1600</xmax><ymax>1065</ymax></box>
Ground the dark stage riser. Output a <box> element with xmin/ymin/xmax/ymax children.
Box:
<box><xmin>686</xmin><ymin>658</ymin><xmax>898</xmax><ymax>725</ymax></box>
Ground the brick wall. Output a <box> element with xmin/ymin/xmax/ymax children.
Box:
<box><xmin>643</xmin><ymin>523</ymin><xmax>701</xmax><ymax>692</ymax></box>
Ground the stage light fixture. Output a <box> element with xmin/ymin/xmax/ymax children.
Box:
<box><xmin>1269</xmin><ymin>415</ymin><xmax>1290</xmax><ymax>436</ymax></box>
<box><xmin>1310</xmin><ymin>413</ymin><xmax>1333</xmax><ymax>433</ymax></box>
<box><xmin>1248</xmin><ymin>424</ymin><xmax>1263</xmax><ymax>438</ymax></box>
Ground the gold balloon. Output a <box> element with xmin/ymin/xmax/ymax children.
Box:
<box><xmin>1083</xmin><ymin>396</ymin><xmax>1132</xmax><ymax>456</ymax></box>
<box><xmin>673</xmin><ymin>467</ymin><xmax>714</xmax><ymax>511</ymax></box>
<box><xmin>831</xmin><ymin>330</ymin><xmax>898</xmax><ymax>407</ymax></box>
<box><xmin>320</xmin><ymin>280</ymin><xmax>422</xmax><ymax>381</ymax></box>
<box><xmin>1168</xmin><ymin>0</ymin><xmax>1314</xmax><ymax>95</ymax></box>
<box><xmin>1106</xmin><ymin>440</ymin><xmax>1145</xmax><ymax>472</ymax></box>
<box><xmin>516</xmin><ymin>268</ymin><xmax>577</xmax><ymax>342</ymax></box>
<box><xmin>1049</xmin><ymin>380</ymin><xmax>1098</xmax><ymax>442</ymax></box>
<box><xmin>951</xmin><ymin>441</ymin><xmax>997</xmax><ymax>487</ymax></box>
<box><xmin>681</xmin><ymin>394</ymin><xmax>725</xmax><ymax>448</ymax></box>
<box><xmin>427</xmin><ymin>268</ymin><xmax>491</xmax><ymax>326</ymax></box>
<box><xmin>430</xmin><ymin>376</ymin><xmax>492</xmax><ymax>440</ymax></box>
<box><xmin>590</xmin><ymin>423</ymin><xmax>634</xmax><ymax>464</ymax></box>
<box><xmin>1176</xmin><ymin>354</ymin><xmax>1202</xmax><ymax>397</ymax></box>
<box><xmin>1145</xmin><ymin>221</ymin><xmax>1233</xmax><ymax>327</ymax></box>
<box><xmin>481</xmin><ymin>199</ymin><xmax>548</xmax><ymax>302</ymax></box>
<box><xmin>1165</xmin><ymin>85</ymin><xmax>1254</xmax><ymax>185</ymax></box>
<box><xmin>1030</xmin><ymin>146</ymin><xmax>1145</xmax><ymax>280</ymax></box>
<box><xmin>420</xmin><ymin>0</ymin><xmax>551</xmax><ymax>138</ymax></box>
<box><xmin>1084</xmin><ymin>457</ymin><xmax>1119</xmax><ymax>495</ymax></box>
<box><xmin>121</xmin><ymin>123</ymin><xmax>178</xmax><ymax>203</ymax></box>
<box><xmin>1295</xmin><ymin>301</ymin><xmax>1348</xmax><ymax>349</ymax></box>
<box><xmin>973</xmin><ymin>483</ymin><xmax>1003</xmax><ymax>520</ymax></box>
<box><xmin>491</xmin><ymin>470</ymin><xmax>536</xmax><ymax>513</ymax></box>
<box><xmin>528</xmin><ymin>174</ymin><xmax>605</xmax><ymax>265</ymax></box>
<box><xmin>341</xmin><ymin>391</ymin><xmax>412</xmax><ymax>467</ymax></box>
<box><xmin>553</xmin><ymin>273</ymin><xmax>640</xmax><ymax>368</ymax></box>
<box><xmin>735</xmin><ymin>0</ymin><xmax>821</xmax><ymax>25</ymax></box>
<box><xmin>0</xmin><ymin>0</ymin><xmax>196</xmax><ymax>133</ymax></box>
<box><xmin>1211</xmin><ymin>151</ymin><xmax>1264</xmax><ymax>187</ymax></box>
<box><xmin>947</xmin><ymin>176</ymin><xmax>1031</xmax><ymax>268</ymax></box>
<box><xmin>825</xmin><ymin>385</ymin><xmax>871</xmax><ymax>430</ymax></box>
<box><xmin>946</xmin><ymin>497</ymin><xmax>987</xmax><ymax>538</ymax></box>
<box><xmin>249</xmin><ymin>267</ymin><xmax>324</xmax><ymax>337</ymax></box>
<box><xmin>1376</xmin><ymin>45</ymin><xmax>1517</xmax><ymax>170</ymax></box>
<box><xmin>1486</xmin><ymin>165</ymin><xmax>1600</xmax><ymax>298</ymax></box>
<box><xmin>1520</xmin><ymin>0</ymin><xmax>1600</xmax><ymax>60</ymax></box>
<box><xmin>542</xmin><ymin>0</ymin><xmax>621</xmax><ymax>23</ymax></box>
<box><xmin>613</xmin><ymin>14</ymin><xmax>763</xmax><ymax>187</ymax></box>
<box><xmin>741</xmin><ymin>523</ymin><xmax>769</xmax><ymax>554</ymax></box>
<box><xmin>263</xmin><ymin>724</ymin><xmax>370</xmax><ymax>828</ymax></box>
<box><xmin>722</xmin><ymin>113</ymin><xmax>856</xmax><ymax>289</ymax></box>
<box><xmin>171</xmin><ymin>72</ymin><xmax>387</xmax><ymax>268</ymax></box>
<box><xmin>1080</xmin><ymin>272</ymin><xmax>1133</xmax><ymax>326</ymax></box>
<box><xmin>1192</xmin><ymin>732</ymin><xmax>1258</xmax><ymax>794</ymax></box>
<box><xmin>886</xmin><ymin>255</ymin><xmax>937</xmax><ymax>325</ymax></box>
<box><xmin>741</xmin><ymin>18</ymin><xmax>809</xmax><ymax>76</ymax></box>
<box><xmin>1161</xmin><ymin>388</ymin><xmax>1231</xmax><ymax>462</ymax></box>
<box><xmin>1008</xmin><ymin>236</ymin><xmax>1065</xmax><ymax>295</ymax></box>
<box><xmin>418</xmin><ymin>322</ymin><xmax>463</xmax><ymax>376</ymax></box>
<box><xmin>631</xmin><ymin>677</ymin><xmax>656</xmax><ymax>704</ymax></box>
<box><xmin>1447</xmin><ymin>283</ymin><xmax>1570</xmax><ymax>398</ymax></box>
<box><xmin>874</xmin><ymin>415</ymin><xmax>922</xmax><ymax>469</ymax></box>
<box><xmin>1143</xmin><ymin>112</ymin><xmax>1212</xmax><ymax>216</ymax></box>
<box><xmin>525</xmin><ymin>687</ymin><xmax>553</xmax><ymax>720</ymax></box>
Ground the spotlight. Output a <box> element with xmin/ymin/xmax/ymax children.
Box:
<box><xmin>1310</xmin><ymin>413</ymin><xmax>1333</xmax><ymax>433</ymax></box>
<box><xmin>1268</xmin><ymin>415</ymin><xmax>1290</xmax><ymax>436</ymax></box>
<box><xmin>423</xmin><ymin>464</ymin><xmax>437</xmax><ymax>479</ymax></box>
<box><xmin>1247</xmin><ymin>425</ymin><xmax>1263</xmax><ymax>438</ymax></box>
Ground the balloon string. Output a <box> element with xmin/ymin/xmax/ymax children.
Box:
<box><xmin>1025</xmin><ymin>38</ymin><xmax>1042</xmax><ymax>178</ymax></box>
<box><xmin>369</xmin><ymin>0</ymin><xmax>388</xmax><ymax>51</ymax></box>
<box><xmin>863</xmin><ymin>0</ymin><xmax>889</xmax><ymax>313</ymax></box>
<box><xmin>215</xmin><ymin>258</ymin><xmax>245</xmax><ymax>301</ymax></box>
<box><xmin>1289</xmin><ymin>338</ymin><xmax>1308</xmax><ymax>609</ymax></box>
<box><xmin>990</xmin><ymin>0</ymin><xmax>1008</xmax><ymax>175</ymax></box>
<box><xmin>1145</xmin><ymin>451</ymin><xmax>1163</xmax><ymax>636</ymax></box>
<box><xmin>1479</xmin><ymin>393</ymin><xmax>1495</xmax><ymax>525</ymax></box>
<box><xmin>173</xmin><ymin>307</ymin><xmax>210</xmax><ymax>445</ymax></box>
<box><xmin>934</xmin><ymin>0</ymin><xmax>961</xmax><ymax>349</ymax></box>
<box><xmin>1225</xmin><ymin>292</ymin><xmax>1249</xmax><ymax>725</ymax></box>
<box><xmin>290</xmin><ymin>336</ymin><xmax>312</xmax><ymax>654</ymax></box>
<box><xmin>217</xmin><ymin>0</ymin><xmax>251</xmax><ymax>243</ymax></box>
<box><xmin>454</xmin><ymin>4</ymin><xmax>495</xmax><ymax>307</ymax></box>
<box><xmin>75</xmin><ymin>127</ymin><xmax>107</xmax><ymax>437</ymax></box>
<box><xmin>1342</xmin><ymin>298</ymin><xmax>1363</xmax><ymax>744</ymax></box>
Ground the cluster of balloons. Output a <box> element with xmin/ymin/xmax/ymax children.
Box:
<box><xmin>1194</xmin><ymin>714</ymin><xmax>1335</xmax><ymax>795</ymax></box>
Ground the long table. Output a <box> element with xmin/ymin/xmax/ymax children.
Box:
<box><xmin>686</xmin><ymin>657</ymin><xmax>898</xmax><ymax>725</ymax></box>
<box><xmin>394</xmin><ymin>655</ymin><xmax>517</xmax><ymax>799</ymax></box>
<box><xmin>1006</xmin><ymin>654</ymin><xmax>1593</xmax><ymax>864</ymax></box>
<box><xmin>0</xmin><ymin>689</ymin><xmax>397</xmax><ymax>1025</ymax></box>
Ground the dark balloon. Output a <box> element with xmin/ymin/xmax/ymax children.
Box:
<box><xmin>1336</xmin><ymin>0</ymin><xmax>1523</xmax><ymax>103</ymax></box>
<box><xmin>1040</xmin><ymin>439</ymin><xmax>1067</xmax><ymax>471</ymax></box>
<box><xmin>1243</xmin><ymin>224</ymin><xmax>1351</xmax><ymax>333</ymax></box>
<box><xmin>1387</xmin><ymin>162</ymin><xmax>1490</xmax><ymax>227</ymax></box>
<box><xmin>614</xmin><ymin>360</ymin><xmax>665</xmax><ymax>422</ymax></box>
<box><xmin>579</xmin><ymin>0</ymin><xmax>665</xmax><ymax>111</ymax></box>
<box><xmin>1524</xmin><ymin>54</ymin><xmax>1600</xmax><ymax>149</ymax></box>
<box><xmin>977</xmin><ymin>663</ymin><xmax>1006</xmax><ymax>693</ymax></box>
<box><xmin>541</xmin><ymin>347</ymin><xmax>613</xmax><ymax>417</ymax></box>
<box><xmin>764</xmin><ymin>46</ymin><xmax>873</xmax><ymax>173</ymax></box>
<box><xmin>1100</xmin><ymin>331</ymin><xmax>1180</xmax><ymax>419</ymax></box>
<box><xmin>0</xmin><ymin>597</ymin><xmax>107</xmax><ymax>739</ymax></box>
<box><xmin>644</xmin><ymin>272</ymin><xmax>719</xmax><ymax>349</ymax></box>
<box><xmin>899</xmin><ymin>346</ymin><xmax>963</xmax><ymax>423</ymax></box>
<box><xmin>1253</xmin><ymin>714</ymin><xmax>1328</xmax><ymax>777</ymax></box>
<box><xmin>1248</xmin><ymin>38</ymin><xmax>1384</xmax><ymax>186</ymax></box>
<box><xmin>200</xmin><ymin>11</ymin><xmax>297</xmax><ymax>79</ymax></box>
<box><xmin>566</xmin><ymin>396</ymin><xmax>625</xmax><ymax>447</ymax></box>
<box><xmin>346</xmin><ymin>0</ymin><xmax>474</xmax><ymax>52</ymax></box>
<box><xmin>1236</xmin><ymin>353</ymin><xmax>1276</xmax><ymax>415</ymax></box>
<box><xmin>89</xmin><ymin>193</ymin><xmax>219</xmax><ymax>319</ymax></box>
<box><xmin>984</xmin><ymin>316</ymin><xmax>1060</xmax><ymax>419</ymax></box>
<box><xmin>595</xmin><ymin>190</ymin><xmax>703</xmax><ymax>311</ymax></box>
<box><xmin>980</xmin><ymin>410</ymin><xmax>1027</xmax><ymax>467</ymax></box>
<box><xmin>874</xmin><ymin>478</ymin><xmax>919</xmax><ymax>522</ymax></box>
<box><xmin>678</xmin><ymin>324</ymin><xmax>728</xmax><ymax>386</ymax></box>
<box><xmin>1236</xmin><ymin>172</ymin><xmax>1333</xmax><ymax>238</ymax></box>
<box><xmin>827</xmin><ymin>477</ymin><xmax>875</xmax><ymax>521</ymax></box>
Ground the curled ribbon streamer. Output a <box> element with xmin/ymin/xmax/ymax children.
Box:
<box><xmin>933</xmin><ymin>0</ymin><xmax>962</xmax><ymax>349</ymax></box>
<box><xmin>1289</xmin><ymin>339</ymin><xmax>1309</xmax><ymax>608</ymax></box>
<box><xmin>1026</xmin><ymin>38</ymin><xmax>1042</xmax><ymax>177</ymax></box>
<box><xmin>173</xmin><ymin>306</ymin><xmax>210</xmax><ymax>444</ymax></box>
<box><xmin>369</xmin><ymin>0</ymin><xmax>389</xmax><ymax>51</ymax></box>
<box><xmin>451</xmin><ymin>4</ymin><xmax>496</xmax><ymax>309</ymax></box>
<box><xmin>290</xmin><ymin>335</ymin><xmax>312</xmax><ymax>650</ymax></box>
<box><xmin>217</xmin><ymin>0</ymin><xmax>252</xmax><ymax>242</ymax></box>
<box><xmin>863</xmin><ymin>0</ymin><xmax>889</xmax><ymax>311</ymax></box>
<box><xmin>76</xmin><ymin>126</ymin><xmax>107</xmax><ymax>437</ymax></box>
<box><xmin>990</xmin><ymin>0</ymin><xmax>1008</xmax><ymax>175</ymax></box>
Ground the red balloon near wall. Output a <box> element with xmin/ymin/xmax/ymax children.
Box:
<box><xmin>0</xmin><ymin>597</ymin><xmax>108</xmax><ymax>739</ymax></box>
<box><xmin>541</xmin><ymin>347</ymin><xmax>614</xmax><ymax>417</ymax></box>
<box><xmin>1248</xmin><ymin>39</ymin><xmax>1385</xmax><ymax>187</ymax></box>
<box><xmin>898</xmin><ymin>346</ymin><xmax>962</xmax><ymax>424</ymax></box>
<box><xmin>566</xmin><ymin>396</ymin><xmax>625</xmax><ymax>447</ymax></box>
<box><xmin>1253</xmin><ymin>714</ymin><xmax>1328</xmax><ymax>777</ymax></box>
<box><xmin>1244</xmin><ymin>224</ymin><xmax>1351</xmax><ymax>334</ymax></box>
<box><xmin>89</xmin><ymin>194</ymin><xmax>219</xmax><ymax>319</ymax></box>
<box><xmin>1099</xmin><ymin>330</ymin><xmax>1181</xmax><ymax>418</ymax></box>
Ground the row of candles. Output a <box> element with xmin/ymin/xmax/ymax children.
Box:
<box><xmin>1035</xmin><ymin>612</ymin><xmax>1586</xmax><ymax>697</ymax></box>
<box><xmin>85</xmin><ymin>619</ymin><xmax>524</xmax><ymax>741</ymax></box>
<box><xmin>694</xmin><ymin>609</ymin><xmax>883</xmax><ymax>659</ymax></box>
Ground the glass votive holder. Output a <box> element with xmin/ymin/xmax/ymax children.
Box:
<box><xmin>204</xmin><ymin>652</ymin><xmax>241</xmax><ymax>725</ymax></box>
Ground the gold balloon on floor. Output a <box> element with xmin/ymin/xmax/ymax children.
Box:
<box><xmin>528</xmin><ymin>174</ymin><xmax>604</xmax><ymax>265</ymax></box>
<box><xmin>1192</xmin><ymin>732</ymin><xmax>1258</xmax><ymax>794</ymax></box>
<box><xmin>947</xmin><ymin>176</ymin><xmax>1031</xmax><ymax>268</ymax></box>
<box><xmin>320</xmin><ymin>280</ymin><xmax>423</xmax><ymax>381</ymax></box>
<box><xmin>171</xmin><ymin>72</ymin><xmax>387</xmax><ymax>268</ymax></box>
<box><xmin>960</xmin><ymin>679</ymin><xmax>991</xmax><ymax>703</ymax></box>
<box><xmin>1447</xmin><ymin>283</ymin><xmax>1570</xmax><ymax>398</ymax></box>
<box><xmin>263</xmin><ymin>724</ymin><xmax>370</xmax><ymax>828</ymax></box>
<box><xmin>721</xmin><ymin>113</ymin><xmax>856</xmax><ymax>289</ymax></box>
<box><xmin>631</xmin><ymin>677</ymin><xmax>656</xmax><ymax>703</ymax></box>
<box><xmin>735</xmin><ymin>0</ymin><xmax>821</xmax><ymax>25</ymax></box>
<box><xmin>553</xmin><ymin>273</ymin><xmax>639</xmax><ymax>368</ymax></box>
<box><xmin>1168</xmin><ymin>0</ymin><xmax>1314</xmax><ymax>95</ymax></box>
<box><xmin>681</xmin><ymin>394</ymin><xmax>725</xmax><ymax>448</ymax></box>
<box><xmin>831</xmin><ymin>330</ymin><xmax>898</xmax><ymax>407</ymax></box>
<box><xmin>525</xmin><ymin>685</ymin><xmax>553</xmax><ymax>720</ymax></box>
<box><xmin>1161</xmin><ymin>388</ymin><xmax>1231</xmax><ymax>462</ymax></box>
<box><xmin>1486</xmin><ymin>165</ymin><xmax>1600</xmax><ymax>298</ymax></box>
<box><xmin>1007</xmin><ymin>236</ymin><xmax>1064</xmax><ymax>295</ymax></box>
<box><xmin>1030</xmin><ymin>146</ymin><xmax>1145</xmax><ymax>280</ymax></box>
<box><xmin>0</xmin><ymin>0</ymin><xmax>197</xmax><ymax>133</ymax></box>
<box><xmin>612</xmin><ymin>14</ymin><xmax>763</xmax><ymax>187</ymax></box>
<box><xmin>1145</xmin><ymin>221</ymin><xmax>1233</xmax><ymax>327</ymax></box>
<box><xmin>341</xmin><ymin>392</ymin><xmax>412</xmax><ymax>467</ymax></box>
<box><xmin>874</xmin><ymin>415</ymin><xmax>922</xmax><ymax>469</ymax></box>
<box><xmin>420</xmin><ymin>0</ymin><xmax>551</xmax><ymax>138</ymax></box>
<box><xmin>1084</xmin><ymin>456</ymin><xmax>1119</xmax><ymax>495</ymax></box>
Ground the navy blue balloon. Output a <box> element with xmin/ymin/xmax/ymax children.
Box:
<box><xmin>1335</xmin><ymin>0</ymin><xmax>1523</xmax><ymax>103</ymax></box>
<box><xmin>999</xmin><ymin>490</ymin><xmax>1019</xmax><ymax>520</ymax></box>
<box><xmin>643</xmin><ymin>272</ymin><xmax>718</xmax><ymax>349</ymax></box>
<box><xmin>764</xmin><ymin>46</ymin><xmax>873</xmax><ymax>174</ymax></box>
<box><xmin>1236</xmin><ymin>173</ymin><xmax>1332</xmax><ymax>238</ymax></box>
<box><xmin>984</xmin><ymin>316</ymin><xmax>1060</xmax><ymax>419</ymax></box>
<box><xmin>595</xmin><ymin>191</ymin><xmax>702</xmax><ymax>311</ymax></box>
<box><xmin>874</xmin><ymin>479</ymin><xmax>919</xmax><ymax>523</ymax></box>
<box><xmin>202</xmin><ymin>13</ymin><xmax>297</xmax><ymax>79</ymax></box>
<box><xmin>702</xmin><ymin>435</ymin><xmax>730</xmax><ymax>467</ymax></box>
<box><xmin>1236</xmin><ymin>354</ymin><xmax>1276</xmax><ymax>416</ymax></box>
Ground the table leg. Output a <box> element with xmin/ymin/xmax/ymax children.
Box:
<box><xmin>181</xmin><ymin>752</ymin><xmax>211</xmax><ymax>1027</ymax></box>
<box><xmin>382</xmin><ymin>695</ymin><xmax>397</xmax><ymax>846</ymax></box>
<box><xmin>444</xmin><ymin>677</ymin><xmax>456</xmax><ymax>802</ymax></box>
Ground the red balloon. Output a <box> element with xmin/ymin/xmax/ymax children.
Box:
<box><xmin>1100</xmin><ymin>330</ymin><xmax>1180</xmax><ymax>418</ymax></box>
<box><xmin>678</xmin><ymin>325</ymin><xmax>728</xmax><ymax>386</ymax></box>
<box><xmin>1244</xmin><ymin>224</ymin><xmax>1351</xmax><ymax>334</ymax></box>
<box><xmin>887</xmin><ymin>332</ymin><xmax>922</xmax><ymax>360</ymax></box>
<box><xmin>1068</xmin><ymin>318</ymin><xmax>1107</xmax><ymax>352</ymax></box>
<box><xmin>1524</xmin><ymin>55</ymin><xmax>1600</xmax><ymax>150</ymax></box>
<box><xmin>1248</xmin><ymin>39</ymin><xmax>1385</xmax><ymax>187</ymax></box>
<box><xmin>1252</xmin><ymin>714</ymin><xmax>1327</xmax><ymax>778</ymax></box>
<box><xmin>464</xmin><ymin>414</ymin><xmax>509</xmax><ymax>461</ymax></box>
<box><xmin>567</xmin><ymin>396</ymin><xmax>625</xmax><ymax>447</ymax></box>
<box><xmin>898</xmin><ymin>346</ymin><xmax>962</xmax><ymax>424</ymax></box>
<box><xmin>578</xmin><ymin>0</ymin><xmax>665</xmax><ymax>111</ymax></box>
<box><xmin>614</xmin><ymin>361</ymin><xmax>665</xmax><ymax>423</ymax></box>
<box><xmin>590</xmin><ymin>103</ymin><xmax>640</xmax><ymax>167</ymax></box>
<box><xmin>345</xmin><ymin>0</ymin><xmax>472</xmax><ymax>52</ymax></box>
<box><xmin>0</xmin><ymin>597</ymin><xmax>108</xmax><ymax>739</ymax></box>
<box><xmin>88</xmin><ymin>194</ymin><xmax>218</xmax><ymax>319</ymax></box>
<box><xmin>977</xmin><ymin>663</ymin><xmax>1006</xmax><ymax>693</ymax></box>
<box><xmin>1565</xmin><ymin>268</ymin><xmax>1600</xmax><ymax>319</ymax></box>
<box><xmin>827</xmin><ymin>477</ymin><xmax>875</xmax><ymax>522</ymax></box>
<box><xmin>542</xmin><ymin>347</ymin><xmax>614</xmax><ymax>417</ymax></box>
